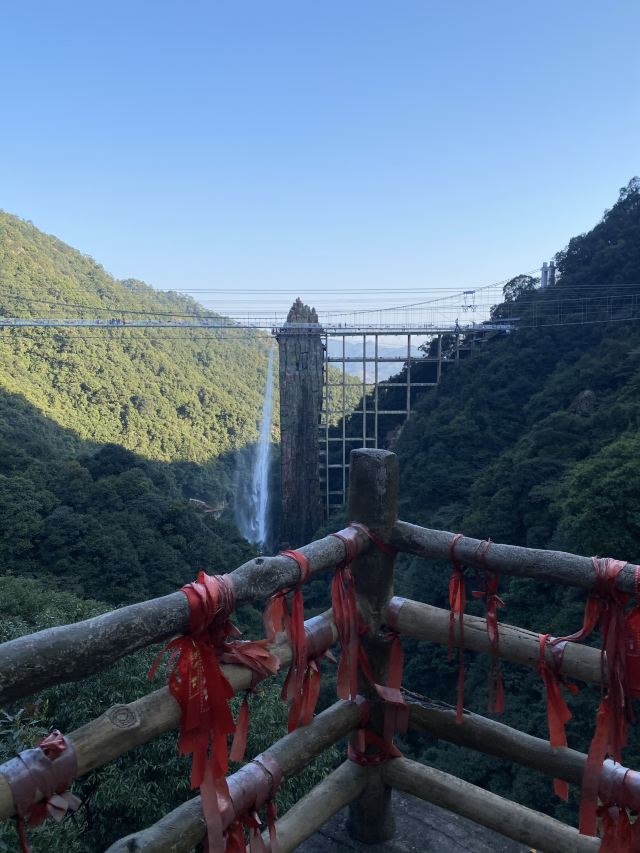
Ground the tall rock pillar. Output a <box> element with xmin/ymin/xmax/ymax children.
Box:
<box><xmin>276</xmin><ymin>299</ymin><xmax>324</xmax><ymax>546</ymax></box>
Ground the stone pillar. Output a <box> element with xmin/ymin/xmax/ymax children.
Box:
<box><xmin>276</xmin><ymin>299</ymin><xmax>324</xmax><ymax>547</ymax></box>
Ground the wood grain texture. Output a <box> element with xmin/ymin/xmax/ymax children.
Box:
<box><xmin>393</xmin><ymin>519</ymin><xmax>638</xmax><ymax>593</ymax></box>
<box><xmin>388</xmin><ymin>596</ymin><xmax>603</xmax><ymax>684</ymax></box>
<box><xmin>347</xmin><ymin>449</ymin><xmax>399</xmax><ymax>844</ymax></box>
<box><xmin>0</xmin><ymin>528</ymin><xmax>366</xmax><ymax>706</ymax></box>
<box><xmin>383</xmin><ymin>757</ymin><xmax>600</xmax><ymax>853</ymax></box>
<box><xmin>261</xmin><ymin>761</ymin><xmax>367</xmax><ymax>852</ymax></box>
<box><xmin>0</xmin><ymin>612</ymin><xmax>337</xmax><ymax>821</ymax></box>
<box><xmin>105</xmin><ymin>700</ymin><xmax>362</xmax><ymax>852</ymax></box>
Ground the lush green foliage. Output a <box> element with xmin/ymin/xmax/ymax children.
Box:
<box><xmin>3</xmin><ymin>180</ymin><xmax>640</xmax><ymax>848</ymax></box>
<box><xmin>388</xmin><ymin>178</ymin><xmax>640</xmax><ymax>823</ymax></box>
<box><xmin>0</xmin><ymin>211</ymin><xmax>277</xmax><ymax>601</ymax></box>
<box><xmin>0</xmin><ymin>212</ymin><xmax>342</xmax><ymax>851</ymax></box>
<box><xmin>0</xmin><ymin>578</ymin><xmax>340</xmax><ymax>852</ymax></box>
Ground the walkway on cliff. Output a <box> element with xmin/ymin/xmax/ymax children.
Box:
<box><xmin>298</xmin><ymin>791</ymin><xmax>530</xmax><ymax>853</ymax></box>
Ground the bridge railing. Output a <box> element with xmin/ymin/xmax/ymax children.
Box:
<box><xmin>1</xmin><ymin>448</ymin><xmax>636</xmax><ymax>852</ymax></box>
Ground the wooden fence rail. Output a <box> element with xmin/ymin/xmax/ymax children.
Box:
<box><xmin>389</xmin><ymin>596</ymin><xmax>604</xmax><ymax>684</ymax></box>
<box><xmin>0</xmin><ymin>533</ymin><xmax>367</xmax><ymax>706</ymax></box>
<box><xmin>1</xmin><ymin>447</ymin><xmax>637</xmax><ymax>852</ymax></box>
<box><xmin>106</xmin><ymin>700</ymin><xmax>362</xmax><ymax>853</ymax></box>
<box><xmin>392</xmin><ymin>519</ymin><xmax>639</xmax><ymax>593</ymax></box>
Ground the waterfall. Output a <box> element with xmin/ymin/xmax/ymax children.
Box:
<box><xmin>235</xmin><ymin>346</ymin><xmax>274</xmax><ymax>549</ymax></box>
<box><xmin>251</xmin><ymin>345</ymin><xmax>274</xmax><ymax>548</ymax></box>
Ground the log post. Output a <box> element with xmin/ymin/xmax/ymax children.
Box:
<box><xmin>346</xmin><ymin>448</ymin><xmax>399</xmax><ymax>843</ymax></box>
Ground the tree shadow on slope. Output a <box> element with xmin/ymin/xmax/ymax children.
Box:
<box><xmin>0</xmin><ymin>387</ymin><xmax>257</xmax><ymax>605</ymax></box>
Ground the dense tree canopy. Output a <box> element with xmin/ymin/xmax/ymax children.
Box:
<box><xmin>387</xmin><ymin>179</ymin><xmax>640</xmax><ymax>822</ymax></box>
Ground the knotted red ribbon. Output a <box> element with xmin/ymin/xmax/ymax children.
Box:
<box><xmin>597</xmin><ymin>804</ymin><xmax>640</xmax><ymax>853</ymax></box>
<box><xmin>472</xmin><ymin>566</ymin><xmax>505</xmax><ymax>714</ymax></box>
<box><xmin>263</xmin><ymin>549</ymin><xmax>311</xmax><ymax>731</ymax></box>
<box><xmin>223</xmin><ymin>640</ymin><xmax>281</xmax><ymax>763</ymax></box>
<box><xmin>347</xmin><ymin>696</ymin><xmax>402</xmax><ymax>765</ymax></box>
<box><xmin>224</xmin><ymin>756</ymin><xmax>282</xmax><ymax>853</ymax></box>
<box><xmin>548</xmin><ymin>557</ymin><xmax>630</xmax><ymax>836</ymax></box>
<box><xmin>330</xmin><ymin>526</ymin><xmax>361</xmax><ymax>702</ymax></box>
<box><xmin>375</xmin><ymin>628</ymin><xmax>410</xmax><ymax>747</ymax></box>
<box><xmin>149</xmin><ymin>572</ymin><xmax>239</xmax><ymax>852</ymax></box>
<box><xmin>349</xmin><ymin>521</ymin><xmax>398</xmax><ymax>559</ymax></box>
<box><xmin>0</xmin><ymin>730</ymin><xmax>80</xmax><ymax>853</ymax></box>
<box><xmin>448</xmin><ymin>533</ymin><xmax>466</xmax><ymax>723</ymax></box>
<box><xmin>537</xmin><ymin>634</ymin><xmax>579</xmax><ymax>801</ymax></box>
<box><xmin>625</xmin><ymin>579</ymin><xmax>640</xmax><ymax>699</ymax></box>
<box><xmin>596</xmin><ymin>763</ymin><xmax>640</xmax><ymax>852</ymax></box>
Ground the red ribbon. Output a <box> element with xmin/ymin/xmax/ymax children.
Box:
<box><xmin>349</xmin><ymin>521</ymin><xmax>398</xmax><ymax>558</ymax></box>
<box><xmin>263</xmin><ymin>549</ymin><xmax>311</xmax><ymax>732</ymax></box>
<box><xmin>598</xmin><ymin>804</ymin><xmax>640</xmax><ymax>852</ymax></box>
<box><xmin>548</xmin><ymin>557</ymin><xmax>630</xmax><ymax>836</ymax></box>
<box><xmin>223</xmin><ymin>640</ymin><xmax>281</xmax><ymax>764</ymax></box>
<box><xmin>224</xmin><ymin>756</ymin><xmax>282</xmax><ymax>853</ymax></box>
<box><xmin>1</xmin><ymin>730</ymin><xmax>81</xmax><ymax>853</ymax></box>
<box><xmin>472</xmin><ymin>568</ymin><xmax>505</xmax><ymax>714</ymax></box>
<box><xmin>330</xmin><ymin>527</ymin><xmax>361</xmax><ymax>702</ymax></box>
<box><xmin>596</xmin><ymin>764</ymin><xmax>640</xmax><ymax>852</ymax></box>
<box><xmin>149</xmin><ymin>573</ymin><xmax>239</xmax><ymax>852</ymax></box>
<box><xmin>448</xmin><ymin>533</ymin><xmax>466</xmax><ymax>723</ymax></box>
<box><xmin>625</xmin><ymin>599</ymin><xmax>640</xmax><ymax>700</ymax></box>
<box><xmin>537</xmin><ymin>634</ymin><xmax>579</xmax><ymax>801</ymax></box>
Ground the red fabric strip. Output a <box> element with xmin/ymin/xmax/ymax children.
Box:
<box><xmin>448</xmin><ymin>533</ymin><xmax>466</xmax><ymax>723</ymax></box>
<box><xmin>1</xmin><ymin>731</ymin><xmax>80</xmax><ymax>853</ymax></box>
<box><xmin>330</xmin><ymin>527</ymin><xmax>361</xmax><ymax>702</ymax></box>
<box><xmin>269</xmin><ymin>550</ymin><xmax>311</xmax><ymax>732</ymax></box>
<box><xmin>349</xmin><ymin>522</ymin><xmax>397</xmax><ymax>558</ymax></box>
<box><xmin>149</xmin><ymin>573</ymin><xmax>240</xmax><ymax>852</ymax></box>
<box><xmin>537</xmin><ymin>634</ymin><xmax>578</xmax><ymax>801</ymax></box>
<box><xmin>472</xmin><ymin>568</ymin><xmax>505</xmax><ymax>714</ymax></box>
<box><xmin>546</xmin><ymin>557</ymin><xmax>629</xmax><ymax>836</ymax></box>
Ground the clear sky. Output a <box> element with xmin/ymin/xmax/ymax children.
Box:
<box><xmin>1</xmin><ymin>1</ymin><xmax>638</xmax><ymax>316</ymax></box>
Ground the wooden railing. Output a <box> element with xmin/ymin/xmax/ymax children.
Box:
<box><xmin>1</xmin><ymin>448</ymin><xmax>638</xmax><ymax>852</ymax></box>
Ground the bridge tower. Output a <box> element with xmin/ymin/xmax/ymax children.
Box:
<box><xmin>276</xmin><ymin>299</ymin><xmax>324</xmax><ymax>546</ymax></box>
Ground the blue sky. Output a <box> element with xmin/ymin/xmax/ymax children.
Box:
<box><xmin>1</xmin><ymin>1</ymin><xmax>638</xmax><ymax>316</ymax></box>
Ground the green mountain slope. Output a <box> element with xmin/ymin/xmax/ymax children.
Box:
<box><xmin>0</xmin><ymin>210</ymin><xmax>273</xmax><ymax>465</ymax></box>
<box><xmin>0</xmin><ymin>211</ymin><xmax>273</xmax><ymax>601</ymax></box>
<box><xmin>390</xmin><ymin>178</ymin><xmax>640</xmax><ymax>821</ymax></box>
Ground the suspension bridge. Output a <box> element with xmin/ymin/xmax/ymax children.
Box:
<box><xmin>3</xmin><ymin>266</ymin><xmax>640</xmax><ymax>518</ymax></box>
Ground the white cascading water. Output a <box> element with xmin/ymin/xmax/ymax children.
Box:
<box><xmin>247</xmin><ymin>346</ymin><xmax>274</xmax><ymax>548</ymax></box>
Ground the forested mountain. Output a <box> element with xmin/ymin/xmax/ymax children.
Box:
<box><xmin>3</xmin><ymin>181</ymin><xmax>640</xmax><ymax>850</ymax></box>
<box><xmin>0</xmin><ymin>210</ymin><xmax>273</xmax><ymax>601</ymax></box>
<box><xmin>387</xmin><ymin>178</ymin><xmax>640</xmax><ymax>822</ymax></box>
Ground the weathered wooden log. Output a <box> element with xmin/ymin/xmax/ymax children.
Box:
<box><xmin>405</xmin><ymin>689</ymin><xmax>640</xmax><ymax>811</ymax></box>
<box><xmin>259</xmin><ymin>761</ymin><xmax>367</xmax><ymax>852</ymax></box>
<box><xmin>346</xmin><ymin>448</ymin><xmax>399</xmax><ymax>844</ymax></box>
<box><xmin>105</xmin><ymin>700</ymin><xmax>362</xmax><ymax>853</ymax></box>
<box><xmin>0</xmin><ymin>613</ymin><xmax>337</xmax><ymax>821</ymax></box>
<box><xmin>387</xmin><ymin>596</ymin><xmax>603</xmax><ymax>684</ymax></box>
<box><xmin>383</xmin><ymin>756</ymin><xmax>600</xmax><ymax>852</ymax></box>
<box><xmin>393</xmin><ymin>519</ymin><xmax>638</xmax><ymax>593</ymax></box>
<box><xmin>0</xmin><ymin>531</ymin><xmax>367</xmax><ymax>707</ymax></box>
